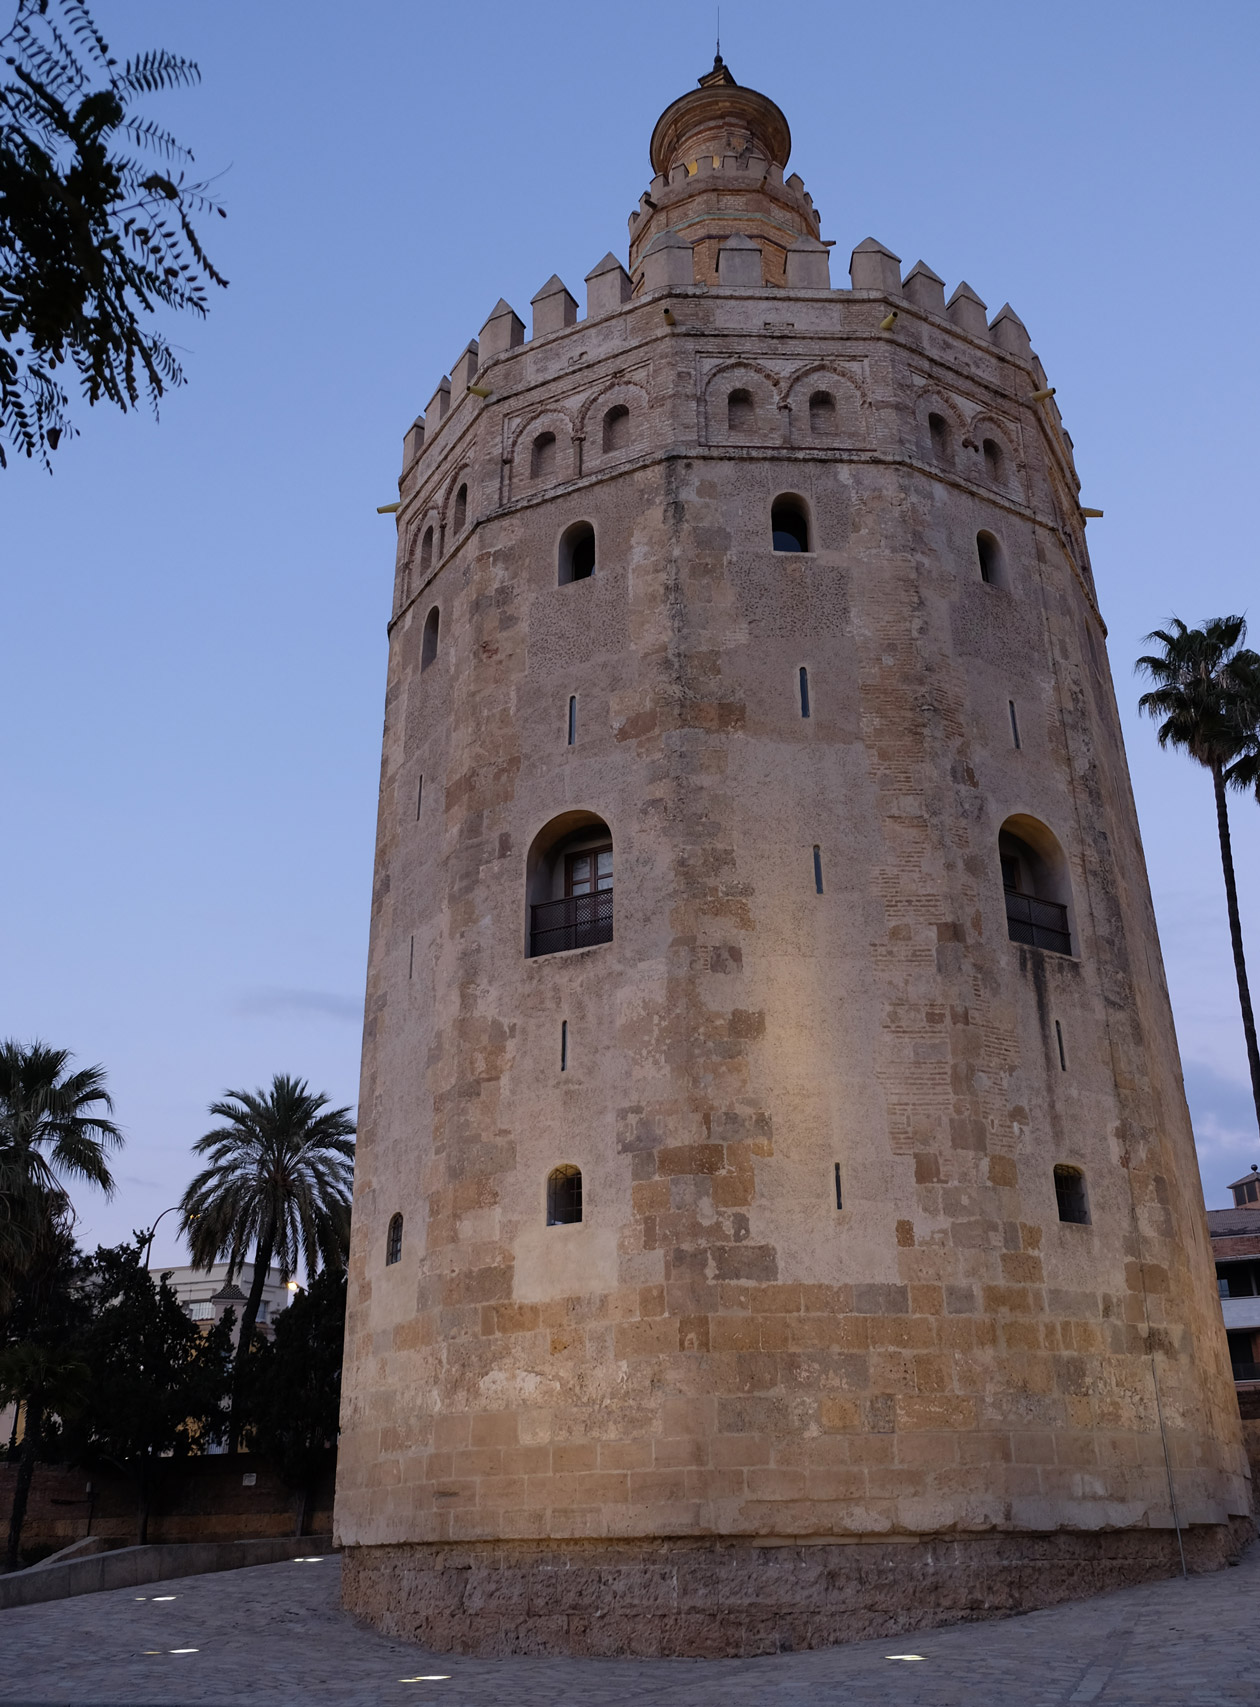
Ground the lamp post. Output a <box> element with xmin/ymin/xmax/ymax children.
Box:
<box><xmin>140</xmin><ymin>1206</ymin><xmax>182</xmax><ymax>1270</ymax></box>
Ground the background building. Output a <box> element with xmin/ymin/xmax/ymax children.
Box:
<box><xmin>335</xmin><ymin>59</ymin><xmax>1250</xmax><ymax>1656</ymax></box>
<box><xmin>1208</xmin><ymin>1168</ymin><xmax>1260</xmax><ymax>1388</ymax></box>
<box><xmin>154</xmin><ymin>1262</ymin><xmax>292</xmax><ymax>1343</ymax></box>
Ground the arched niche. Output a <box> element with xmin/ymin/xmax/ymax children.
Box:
<box><xmin>546</xmin><ymin>1165</ymin><xmax>583</xmax><ymax>1226</ymax></box>
<box><xmin>771</xmin><ymin>493</ymin><xmax>812</xmax><ymax>553</ymax></box>
<box><xmin>785</xmin><ymin>366</ymin><xmax>866</xmax><ymax>446</ymax></box>
<box><xmin>558</xmin><ymin>520</ymin><xmax>596</xmax><ymax>584</ymax></box>
<box><xmin>976</xmin><ymin>530</ymin><xmax>1006</xmax><ymax>587</ymax></box>
<box><xmin>602</xmin><ymin>404</ymin><xmax>630</xmax><ymax>453</ymax></box>
<box><xmin>421</xmin><ymin>605</ymin><xmax>440</xmax><ymax>672</ymax></box>
<box><xmin>702</xmin><ymin>364</ymin><xmax>777</xmax><ymax>444</ymax></box>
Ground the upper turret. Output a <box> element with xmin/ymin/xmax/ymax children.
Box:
<box><xmin>628</xmin><ymin>57</ymin><xmax>824</xmax><ymax>291</ymax></box>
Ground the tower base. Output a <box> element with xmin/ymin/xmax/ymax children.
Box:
<box><xmin>341</xmin><ymin>1522</ymin><xmax>1252</xmax><ymax>1658</ymax></box>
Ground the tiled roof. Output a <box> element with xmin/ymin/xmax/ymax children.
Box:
<box><xmin>1206</xmin><ymin>1208</ymin><xmax>1260</xmax><ymax>1237</ymax></box>
<box><xmin>211</xmin><ymin>1282</ymin><xmax>247</xmax><ymax>1301</ymax></box>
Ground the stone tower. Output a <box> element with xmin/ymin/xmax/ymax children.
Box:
<box><xmin>335</xmin><ymin>59</ymin><xmax>1250</xmax><ymax>1656</ymax></box>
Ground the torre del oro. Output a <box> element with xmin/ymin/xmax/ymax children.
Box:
<box><xmin>332</xmin><ymin>57</ymin><xmax>1251</xmax><ymax>1656</ymax></box>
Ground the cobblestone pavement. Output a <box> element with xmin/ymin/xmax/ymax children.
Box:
<box><xmin>1</xmin><ymin>1543</ymin><xmax>1257</xmax><ymax>1705</ymax></box>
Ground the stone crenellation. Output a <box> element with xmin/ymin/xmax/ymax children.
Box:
<box><xmin>335</xmin><ymin>55</ymin><xmax>1250</xmax><ymax>1660</ymax></box>
<box><xmin>405</xmin><ymin>242</ymin><xmax>1055</xmax><ymax>483</ymax></box>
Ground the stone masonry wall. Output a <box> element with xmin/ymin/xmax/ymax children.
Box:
<box><xmin>335</xmin><ymin>77</ymin><xmax>1248</xmax><ymax>1650</ymax></box>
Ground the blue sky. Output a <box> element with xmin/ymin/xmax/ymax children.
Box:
<box><xmin>3</xmin><ymin>0</ymin><xmax>1258</xmax><ymax>1265</ymax></box>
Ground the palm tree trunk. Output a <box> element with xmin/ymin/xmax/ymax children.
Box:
<box><xmin>1213</xmin><ymin>760</ymin><xmax>1260</xmax><ymax>1132</ymax></box>
<box><xmin>4</xmin><ymin>1396</ymin><xmax>42</xmax><ymax>1571</ymax></box>
<box><xmin>228</xmin><ymin>1230</ymin><xmax>274</xmax><ymax>1452</ymax></box>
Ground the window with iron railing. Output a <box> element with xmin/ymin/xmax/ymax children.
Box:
<box><xmin>1004</xmin><ymin>889</ymin><xmax>1071</xmax><ymax>955</ymax></box>
<box><xmin>531</xmin><ymin>843</ymin><xmax>613</xmax><ymax>956</ymax></box>
<box><xmin>531</xmin><ymin>888</ymin><xmax>614</xmax><ymax>957</ymax></box>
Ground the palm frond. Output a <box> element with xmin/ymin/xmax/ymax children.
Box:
<box><xmin>180</xmin><ymin>1074</ymin><xmax>355</xmax><ymax>1280</ymax></box>
<box><xmin>1135</xmin><ymin>616</ymin><xmax>1257</xmax><ymax>772</ymax></box>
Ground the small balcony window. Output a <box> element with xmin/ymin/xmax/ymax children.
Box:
<box><xmin>1000</xmin><ymin>819</ymin><xmax>1072</xmax><ymax>956</ymax></box>
<box><xmin>527</xmin><ymin>815</ymin><xmax>614</xmax><ymax>957</ymax></box>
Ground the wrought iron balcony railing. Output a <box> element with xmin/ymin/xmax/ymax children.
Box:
<box><xmin>1004</xmin><ymin>889</ymin><xmax>1071</xmax><ymax>956</ymax></box>
<box><xmin>530</xmin><ymin>888</ymin><xmax>614</xmax><ymax>957</ymax></box>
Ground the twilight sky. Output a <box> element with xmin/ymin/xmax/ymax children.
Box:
<box><xmin>3</xmin><ymin>0</ymin><xmax>1258</xmax><ymax>1268</ymax></box>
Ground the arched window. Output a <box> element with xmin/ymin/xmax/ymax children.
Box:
<box><xmin>421</xmin><ymin>606</ymin><xmax>440</xmax><ymax>672</ymax></box>
<box><xmin>420</xmin><ymin>526</ymin><xmax>433</xmax><ymax>571</ymax></box>
<box><xmin>559</xmin><ymin>521</ymin><xmax>595</xmax><ymax>585</ymax></box>
<box><xmin>385</xmin><ymin>1213</ymin><xmax>403</xmax><ymax>1265</ymax></box>
<box><xmin>929</xmin><ymin>411</ymin><xmax>951</xmax><ymax>463</ymax></box>
<box><xmin>602</xmin><ymin>405</ymin><xmax>630</xmax><ymax>453</ymax></box>
<box><xmin>999</xmin><ymin>816</ymin><xmax>1072</xmax><ymax>956</ymax></box>
<box><xmin>453</xmin><ymin>484</ymin><xmax>467</xmax><ymax>533</ymax></box>
<box><xmin>809</xmin><ymin>391</ymin><xmax>836</xmax><ymax>435</ymax></box>
<box><xmin>531</xmin><ymin>431</ymin><xmax>556</xmax><ymax>479</ymax></box>
<box><xmin>1054</xmin><ymin>1166</ymin><xmax>1090</xmax><ymax>1225</ymax></box>
<box><xmin>976</xmin><ymin>531</ymin><xmax>1003</xmax><ymax>586</ymax></box>
<box><xmin>771</xmin><ymin>495</ymin><xmax>810</xmax><ymax>553</ymax></box>
<box><xmin>727</xmin><ymin>388</ymin><xmax>754</xmax><ymax>432</ymax></box>
<box><xmin>982</xmin><ymin>438</ymin><xmax>1005</xmax><ymax>484</ymax></box>
<box><xmin>547</xmin><ymin>1165</ymin><xmax>583</xmax><ymax>1225</ymax></box>
<box><xmin>526</xmin><ymin>812</ymin><xmax>613</xmax><ymax>957</ymax></box>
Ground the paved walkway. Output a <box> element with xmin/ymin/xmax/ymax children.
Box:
<box><xmin>1</xmin><ymin>1543</ymin><xmax>1256</xmax><ymax>1705</ymax></box>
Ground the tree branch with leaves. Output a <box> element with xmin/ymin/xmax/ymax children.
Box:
<box><xmin>0</xmin><ymin>0</ymin><xmax>226</xmax><ymax>467</ymax></box>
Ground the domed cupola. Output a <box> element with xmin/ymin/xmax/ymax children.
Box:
<box><xmin>628</xmin><ymin>56</ymin><xmax>826</xmax><ymax>290</ymax></box>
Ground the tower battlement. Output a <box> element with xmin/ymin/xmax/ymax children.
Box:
<box><xmin>336</xmin><ymin>58</ymin><xmax>1250</xmax><ymax>1660</ymax></box>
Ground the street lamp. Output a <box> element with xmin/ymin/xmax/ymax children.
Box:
<box><xmin>140</xmin><ymin>1206</ymin><xmax>183</xmax><ymax>1270</ymax></box>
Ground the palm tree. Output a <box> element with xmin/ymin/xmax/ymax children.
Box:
<box><xmin>0</xmin><ymin>1041</ymin><xmax>122</xmax><ymax>1306</ymax></box>
<box><xmin>1223</xmin><ymin>650</ymin><xmax>1260</xmax><ymax>803</ymax></box>
<box><xmin>1137</xmin><ymin>616</ymin><xmax>1260</xmax><ymax>1134</ymax></box>
<box><xmin>180</xmin><ymin>1074</ymin><xmax>354</xmax><ymax>1448</ymax></box>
